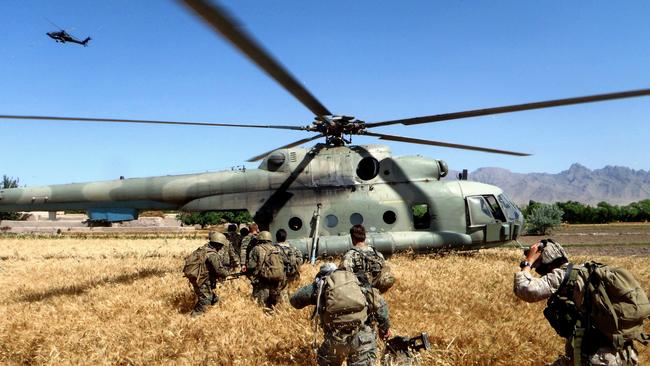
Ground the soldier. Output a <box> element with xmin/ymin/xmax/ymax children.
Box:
<box><xmin>291</xmin><ymin>263</ymin><xmax>392</xmax><ymax>366</ymax></box>
<box><xmin>514</xmin><ymin>239</ymin><xmax>640</xmax><ymax>365</ymax></box>
<box><xmin>224</xmin><ymin>223</ymin><xmax>242</xmax><ymax>269</ymax></box>
<box><xmin>246</xmin><ymin>230</ymin><xmax>286</xmax><ymax>308</ymax></box>
<box><xmin>276</xmin><ymin>228</ymin><xmax>304</xmax><ymax>301</ymax></box>
<box><xmin>183</xmin><ymin>231</ymin><xmax>231</xmax><ymax>317</ymax></box>
<box><xmin>341</xmin><ymin>224</ymin><xmax>395</xmax><ymax>293</ymax></box>
<box><xmin>239</xmin><ymin>222</ymin><xmax>259</xmax><ymax>272</ymax></box>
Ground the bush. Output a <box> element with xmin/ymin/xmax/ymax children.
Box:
<box><xmin>0</xmin><ymin>175</ymin><xmax>25</xmax><ymax>221</ymax></box>
<box><xmin>525</xmin><ymin>203</ymin><xmax>564</xmax><ymax>235</ymax></box>
<box><xmin>177</xmin><ymin>210</ymin><xmax>252</xmax><ymax>228</ymax></box>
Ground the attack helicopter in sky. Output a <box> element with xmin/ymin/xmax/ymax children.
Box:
<box><xmin>46</xmin><ymin>19</ymin><xmax>91</xmax><ymax>47</ymax></box>
<box><xmin>2</xmin><ymin>0</ymin><xmax>650</xmax><ymax>259</ymax></box>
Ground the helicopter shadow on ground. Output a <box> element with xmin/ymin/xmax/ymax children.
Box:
<box><xmin>254</xmin><ymin>144</ymin><xmax>327</xmax><ymax>230</ymax></box>
<box><xmin>15</xmin><ymin>267</ymin><xmax>169</xmax><ymax>303</ymax></box>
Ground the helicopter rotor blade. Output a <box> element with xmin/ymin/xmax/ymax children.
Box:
<box><xmin>366</xmin><ymin>88</ymin><xmax>650</xmax><ymax>128</ymax></box>
<box><xmin>0</xmin><ymin>114</ymin><xmax>308</xmax><ymax>131</ymax></box>
<box><xmin>45</xmin><ymin>18</ymin><xmax>64</xmax><ymax>30</ymax></box>
<box><xmin>247</xmin><ymin>134</ymin><xmax>324</xmax><ymax>162</ymax></box>
<box><xmin>180</xmin><ymin>0</ymin><xmax>332</xmax><ymax>118</ymax></box>
<box><xmin>364</xmin><ymin>131</ymin><xmax>530</xmax><ymax>156</ymax></box>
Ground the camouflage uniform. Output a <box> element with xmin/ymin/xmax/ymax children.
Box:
<box><xmin>247</xmin><ymin>240</ymin><xmax>284</xmax><ymax>308</ymax></box>
<box><xmin>514</xmin><ymin>265</ymin><xmax>639</xmax><ymax>365</ymax></box>
<box><xmin>341</xmin><ymin>244</ymin><xmax>385</xmax><ymax>287</ymax></box>
<box><xmin>290</xmin><ymin>271</ymin><xmax>391</xmax><ymax>366</ymax></box>
<box><xmin>224</xmin><ymin>231</ymin><xmax>242</xmax><ymax>268</ymax></box>
<box><xmin>189</xmin><ymin>242</ymin><xmax>230</xmax><ymax>316</ymax></box>
<box><xmin>239</xmin><ymin>233</ymin><xmax>258</xmax><ymax>266</ymax></box>
<box><xmin>278</xmin><ymin>241</ymin><xmax>304</xmax><ymax>302</ymax></box>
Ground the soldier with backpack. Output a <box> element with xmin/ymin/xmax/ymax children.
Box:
<box><xmin>246</xmin><ymin>230</ymin><xmax>286</xmax><ymax>308</ymax></box>
<box><xmin>514</xmin><ymin>239</ymin><xmax>648</xmax><ymax>365</ymax></box>
<box><xmin>341</xmin><ymin>224</ymin><xmax>395</xmax><ymax>293</ymax></box>
<box><xmin>276</xmin><ymin>228</ymin><xmax>305</xmax><ymax>302</ymax></box>
<box><xmin>239</xmin><ymin>222</ymin><xmax>259</xmax><ymax>272</ymax></box>
<box><xmin>290</xmin><ymin>262</ymin><xmax>392</xmax><ymax>366</ymax></box>
<box><xmin>183</xmin><ymin>231</ymin><xmax>231</xmax><ymax>317</ymax></box>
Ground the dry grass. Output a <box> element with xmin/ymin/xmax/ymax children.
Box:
<box><xmin>1</xmin><ymin>238</ymin><xmax>649</xmax><ymax>365</ymax></box>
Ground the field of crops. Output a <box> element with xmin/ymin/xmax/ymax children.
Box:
<box><xmin>1</xmin><ymin>226</ymin><xmax>649</xmax><ymax>365</ymax></box>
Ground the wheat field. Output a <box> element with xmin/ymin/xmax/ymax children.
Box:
<box><xmin>0</xmin><ymin>237</ymin><xmax>648</xmax><ymax>365</ymax></box>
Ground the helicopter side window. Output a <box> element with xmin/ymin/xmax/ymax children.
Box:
<box><xmin>483</xmin><ymin>195</ymin><xmax>507</xmax><ymax>222</ymax></box>
<box><xmin>383</xmin><ymin>210</ymin><xmax>397</xmax><ymax>225</ymax></box>
<box><xmin>498</xmin><ymin>193</ymin><xmax>522</xmax><ymax>221</ymax></box>
<box><xmin>467</xmin><ymin>196</ymin><xmax>495</xmax><ymax>226</ymax></box>
<box><xmin>325</xmin><ymin>214</ymin><xmax>338</xmax><ymax>228</ymax></box>
<box><xmin>288</xmin><ymin>217</ymin><xmax>303</xmax><ymax>231</ymax></box>
<box><xmin>356</xmin><ymin>157</ymin><xmax>380</xmax><ymax>180</ymax></box>
<box><xmin>350</xmin><ymin>213</ymin><xmax>364</xmax><ymax>225</ymax></box>
<box><xmin>411</xmin><ymin>203</ymin><xmax>430</xmax><ymax>229</ymax></box>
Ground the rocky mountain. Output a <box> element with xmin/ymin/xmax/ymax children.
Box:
<box><xmin>448</xmin><ymin>164</ymin><xmax>650</xmax><ymax>206</ymax></box>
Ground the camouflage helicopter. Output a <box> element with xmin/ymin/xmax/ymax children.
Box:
<box><xmin>2</xmin><ymin>0</ymin><xmax>649</xmax><ymax>260</ymax></box>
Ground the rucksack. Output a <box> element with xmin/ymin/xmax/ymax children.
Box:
<box><xmin>319</xmin><ymin>270</ymin><xmax>368</xmax><ymax>332</ymax></box>
<box><xmin>183</xmin><ymin>245</ymin><xmax>215</xmax><ymax>284</ymax></box>
<box><xmin>258</xmin><ymin>244</ymin><xmax>286</xmax><ymax>282</ymax></box>
<box><xmin>352</xmin><ymin>247</ymin><xmax>395</xmax><ymax>292</ymax></box>
<box><xmin>279</xmin><ymin>244</ymin><xmax>301</xmax><ymax>278</ymax></box>
<box><xmin>545</xmin><ymin>262</ymin><xmax>650</xmax><ymax>349</ymax></box>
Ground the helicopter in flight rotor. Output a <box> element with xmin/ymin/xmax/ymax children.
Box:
<box><xmin>2</xmin><ymin>0</ymin><xmax>650</xmax><ymax>260</ymax></box>
<box><xmin>45</xmin><ymin>20</ymin><xmax>91</xmax><ymax>47</ymax></box>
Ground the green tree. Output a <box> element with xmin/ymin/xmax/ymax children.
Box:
<box><xmin>1</xmin><ymin>175</ymin><xmax>24</xmax><ymax>221</ymax></box>
<box><xmin>177</xmin><ymin>210</ymin><xmax>252</xmax><ymax>228</ymax></box>
<box><xmin>525</xmin><ymin>203</ymin><xmax>564</xmax><ymax>235</ymax></box>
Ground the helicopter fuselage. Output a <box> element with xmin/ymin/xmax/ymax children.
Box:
<box><xmin>0</xmin><ymin>144</ymin><xmax>524</xmax><ymax>257</ymax></box>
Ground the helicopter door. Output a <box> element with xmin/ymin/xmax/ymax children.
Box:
<box><xmin>466</xmin><ymin>195</ymin><xmax>505</xmax><ymax>243</ymax></box>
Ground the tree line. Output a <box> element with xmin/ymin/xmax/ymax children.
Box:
<box><xmin>524</xmin><ymin>200</ymin><xmax>650</xmax><ymax>225</ymax></box>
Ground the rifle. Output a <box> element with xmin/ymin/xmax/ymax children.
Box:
<box><xmin>385</xmin><ymin>332</ymin><xmax>431</xmax><ymax>355</ymax></box>
<box><xmin>225</xmin><ymin>272</ymin><xmax>247</xmax><ymax>281</ymax></box>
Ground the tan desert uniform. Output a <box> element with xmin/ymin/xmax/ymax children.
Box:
<box><xmin>514</xmin><ymin>266</ymin><xmax>639</xmax><ymax>365</ymax></box>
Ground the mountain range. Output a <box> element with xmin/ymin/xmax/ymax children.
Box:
<box><xmin>447</xmin><ymin>164</ymin><xmax>650</xmax><ymax>206</ymax></box>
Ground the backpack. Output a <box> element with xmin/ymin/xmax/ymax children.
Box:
<box><xmin>258</xmin><ymin>244</ymin><xmax>286</xmax><ymax>282</ymax></box>
<box><xmin>183</xmin><ymin>245</ymin><xmax>214</xmax><ymax>284</ymax></box>
<box><xmin>352</xmin><ymin>247</ymin><xmax>395</xmax><ymax>292</ymax></box>
<box><xmin>545</xmin><ymin>262</ymin><xmax>650</xmax><ymax>349</ymax></box>
<box><xmin>279</xmin><ymin>244</ymin><xmax>301</xmax><ymax>278</ymax></box>
<box><xmin>319</xmin><ymin>270</ymin><xmax>368</xmax><ymax>332</ymax></box>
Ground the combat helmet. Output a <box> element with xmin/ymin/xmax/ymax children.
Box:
<box><xmin>533</xmin><ymin>239</ymin><xmax>568</xmax><ymax>275</ymax></box>
<box><xmin>208</xmin><ymin>231</ymin><xmax>229</xmax><ymax>246</ymax></box>
<box><xmin>257</xmin><ymin>231</ymin><xmax>272</xmax><ymax>242</ymax></box>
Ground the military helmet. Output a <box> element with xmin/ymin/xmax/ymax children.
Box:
<box><xmin>539</xmin><ymin>239</ymin><xmax>568</xmax><ymax>265</ymax></box>
<box><xmin>208</xmin><ymin>231</ymin><xmax>229</xmax><ymax>246</ymax></box>
<box><xmin>257</xmin><ymin>230</ymin><xmax>272</xmax><ymax>242</ymax></box>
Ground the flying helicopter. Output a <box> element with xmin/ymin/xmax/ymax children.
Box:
<box><xmin>2</xmin><ymin>0</ymin><xmax>650</xmax><ymax>260</ymax></box>
<box><xmin>46</xmin><ymin>20</ymin><xmax>91</xmax><ymax>47</ymax></box>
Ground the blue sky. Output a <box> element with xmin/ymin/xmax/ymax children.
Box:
<box><xmin>2</xmin><ymin>1</ymin><xmax>649</xmax><ymax>186</ymax></box>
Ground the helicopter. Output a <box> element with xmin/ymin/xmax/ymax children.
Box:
<box><xmin>2</xmin><ymin>0</ymin><xmax>650</xmax><ymax>260</ymax></box>
<box><xmin>45</xmin><ymin>20</ymin><xmax>91</xmax><ymax>47</ymax></box>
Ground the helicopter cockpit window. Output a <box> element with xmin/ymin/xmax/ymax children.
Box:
<box><xmin>288</xmin><ymin>217</ymin><xmax>302</xmax><ymax>231</ymax></box>
<box><xmin>325</xmin><ymin>214</ymin><xmax>338</xmax><ymax>228</ymax></box>
<box><xmin>356</xmin><ymin>157</ymin><xmax>380</xmax><ymax>181</ymax></box>
<box><xmin>483</xmin><ymin>195</ymin><xmax>507</xmax><ymax>222</ymax></box>
<box><xmin>411</xmin><ymin>203</ymin><xmax>430</xmax><ymax>229</ymax></box>
<box><xmin>383</xmin><ymin>210</ymin><xmax>397</xmax><ymax>225</ymax></box>
<box><xmin>350</xmin><ymin>213</ymin><xmax>364</xmax><ymax>225</ymax></box>
<box><xmin>498</xmin><ymin>194</ymin><xmax>522</xmax><ymax>221</ymax></box>
<box><xmin>467</xmin><ymin>196</ymin><xmax>495</xmax><ymax>226</ymax></box>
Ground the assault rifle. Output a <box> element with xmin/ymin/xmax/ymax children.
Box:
<box><xmin>385</xmin><ymin>332</ymin><xmax>431</xmax><ymax>355</ymax></box>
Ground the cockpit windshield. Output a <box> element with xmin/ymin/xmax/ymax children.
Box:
<box><xmin>497</xmin><ymin>193</ymin><xmax>522</xmax><ymax>221</ymax></box>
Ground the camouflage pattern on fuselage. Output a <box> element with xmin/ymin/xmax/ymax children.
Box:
<box><xmin>0</xmin><ymin>144</ymin><xmax>524</xmax><ymax>256</ymax></box>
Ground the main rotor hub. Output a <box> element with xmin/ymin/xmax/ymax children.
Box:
<box><xmin>310</xmin><ymin>115</ymin><xmax>366</xmax><ymax>146</ymax></box>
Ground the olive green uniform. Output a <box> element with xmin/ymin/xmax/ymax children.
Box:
<box><xmin>189</xmin><ymin>243</ymin><xmax>230</xmax><ymax>316</ymax></box>
<box><xmin>290</xmin><ymin>281</ymin><xmax>391</xmax><ymax>366</ymax></box>
<box><xmin>247</xmin><ymin>241</ymin><xmax>284</xmax><ymax>308</ymax></box>
<box><xmin>341</xmin><ymin>245</ymin><xmax>385</xmax><ymax>288</ymax></box>
<box><xmin>278</xmin><ymin>241</ymin><xmax>304</xmax><ymax>302</ymax></box>
<box><xmin>224</xmin><ymin>231</ymin><xmax>242</xmax><ymax>268</ymax></box>
<box><xmin>514</xmin><ymin>265</ymin><xmax>639</xmax><ymax>365</ymax></box>
<box><xmin>239</xmin><ymin>233</ymin><xmax>257</xmax><ymax>265</ymax></box>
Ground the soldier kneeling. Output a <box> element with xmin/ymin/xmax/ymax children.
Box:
<box><xmin>291</xmin><ymin>263</ymin><xmax>392</xmax><ymax>366</ymax></box>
